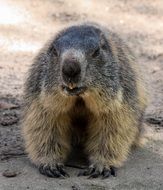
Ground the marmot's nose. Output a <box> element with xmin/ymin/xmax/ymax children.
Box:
<box><xmin>62</xmin><ymin>60</ymin><xmax>81</xmax><ymax>83</ymax></box>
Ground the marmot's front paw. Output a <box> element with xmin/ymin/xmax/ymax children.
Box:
<box><xmin>78</xmin><ymin>164</ymin><xmax>117</xmax><ymax>179</ymax></box>
<box><xmin>39</xmin><ymin>163</ymin><xmax>69</xmax><ymax>178</ymax></box>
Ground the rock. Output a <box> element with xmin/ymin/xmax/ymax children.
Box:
<box><xmin>2</xmin><ymin>169</ymin><xmax>19</xmax><ymax>178</ymax></box>
<box><xmin>0</xmin><ymin>101</ymin><xmax>19</xmax><ymax>110</ymax></box>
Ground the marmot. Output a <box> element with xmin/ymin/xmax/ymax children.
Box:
<box><xmin>22</xmin><ymin>23</ymin><xmax>147</xmax><ymax>179</ymax></box>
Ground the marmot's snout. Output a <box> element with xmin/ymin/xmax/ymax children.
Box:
<box><xmin>61</xmin><ymin>57</ymin><xmax>86</xmax><ymax>96</ymax></box>
<box><xmin>62</xmin><ymin>58</ymin><xmax>81</xmax><ymax>85</ymax></box>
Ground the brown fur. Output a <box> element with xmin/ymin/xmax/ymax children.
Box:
<box><xmin>23</xmin><ymin>86</ymin><xmax>146</xmax><ymax>169</ymax></box>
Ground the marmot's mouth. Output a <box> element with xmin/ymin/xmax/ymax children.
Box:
<box><xmin>62</xmin><ymin>85</ymin><xmax>86</xmax><ymax>96</ymax></box>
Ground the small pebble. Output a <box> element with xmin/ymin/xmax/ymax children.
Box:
<box><xmin>2</xmin><ymin>170</ymin><xmax>19</xmax><ymax>178</ymax></box>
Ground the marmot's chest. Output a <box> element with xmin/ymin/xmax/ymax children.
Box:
<box><xmin>68</xmin><ymin>97</ymin><xmax>92</xmax><ymax>145</ymax></box>
<box><xmin>70</xmin><ymin>97</ymin><xmax>91</xmax><ymax>129</ymax></box>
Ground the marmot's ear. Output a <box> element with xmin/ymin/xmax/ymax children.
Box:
<box><xmin>99</xmin><ymin>33</ymin><xmax>107</xmax><ymax>50</ymax></box>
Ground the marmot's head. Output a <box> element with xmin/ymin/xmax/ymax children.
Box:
<box><xmin>46</xmin><ymin>24</ymin><xmax>119</xmax><ymax>96</ymax></box>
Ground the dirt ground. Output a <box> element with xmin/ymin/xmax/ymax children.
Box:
<box><xmin>0</xmin><ymin>0</ymin><xmax>163</xmax><ymax>189</ymax></box>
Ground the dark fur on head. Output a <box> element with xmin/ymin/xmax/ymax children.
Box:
<box><xmin>26</xmin><ymin>25</ymin><xmax>122</xmax><ymax>98</ymax></box>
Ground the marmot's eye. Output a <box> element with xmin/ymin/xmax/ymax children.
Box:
<box><xmin>92</xmin><ymin>48</ymin><xmax>100</xmax><ymax>58</ymax></box>
<box><xmin>48</xmin><ymin>45</ymin><xmax>58</xmax><ymax>57</ymax></box>
<box><xmin>53</xmin><ymin>47</ymin><xmax>58</xmax><ymax>57</ymax></box>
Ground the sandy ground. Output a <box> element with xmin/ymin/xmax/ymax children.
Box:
<box><xmin>0</xmin><ymin>0</ymin><xmax>163</xmax><ymax>189</ymax></box>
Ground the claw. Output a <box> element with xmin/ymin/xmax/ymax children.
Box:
<box><xmin>88</xmin><ymin>170</ymin><xmax>100</xmax><ymax>179</ymax></box>
<box><xmin>38</xmin><ymin>164</ymin><xmax>69</xmax><ymax>178</ymax></box>
<box><xmin>51</xmin><ymin>169</ymin><xmax>62</xmax><ymax>178</ymax></box>
<box><xmin>56</xmin><ymin>164</ymin><xmax>70</xmax><ymax>177</ymax></box>
<box><xmin>77</xmin><ymin>165</ymin><xmax>117</xmax><ymax>179</ymax></box>
<box><xmin>110</xmin><ymin>166</ymin><xmax>117</xmax><ymax>177</ymax></box>
<box><xmin>102</xmin><ymin>168</ymin><xmax>111</xmax><ymax>179</ymax></box>
<box><xmin>78</xmin><ymin>166</ymin><xmax>95</xmax><ymax>176</ymax></box>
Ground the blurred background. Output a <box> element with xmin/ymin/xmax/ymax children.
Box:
<box><xmin>0</xmin><ymin>0</ymin><xmax>163</xmax><ymax>98</ymax></box>
<box><xmin>0</xmin><ymin>0</ymin><xmax>163</xmax><ymax>189</ymax></box>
